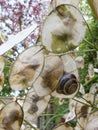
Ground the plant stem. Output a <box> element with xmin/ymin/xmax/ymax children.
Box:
<box><xmin>43</xmin><ymin>114</ymin><xmax>63</xmax><ymax>130</ymax></box>
<box><xmin>84</xmin><ymin>39</ymin><xmax>98</xmax><ymax>50</ymax></box>
<box><xmin>83</xmin><ymin>74</ymin><xmax>98</xmax><ymax>89</ymax></box>
<box><xmin>24</xmin><ymin>119</ymin><xmax>38</xmax><ymax>130</ymax></box>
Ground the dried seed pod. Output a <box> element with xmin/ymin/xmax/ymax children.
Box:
<box><xmin>53</xmin><ymin>123</ymin><xmax>73</xmax><ymax>130</ymax></box>
<box><xmin>72</xmin><ymin>93</ymin><xmax>94</xmax><ymax>130</ymax></box>
<box><xmin>75</xmin><ymin>56</ymin><xmax>84</xmax><ymax>69</ymax></box>
<box><xmin>61</xmin><ymin>54</ymin><xmax>79</xmax><ymax>79</ymax></box>
<box><xmin>85</xmin><ymin>117</ymin><xmax>98</xmax><ymax>130</ymax></box>
<box><xmin>51</xmin><ymin>0</ymin><xmax>80</xmax><ymax>9</ymax></box>
<box><xmin>0</xmin><ymin>101</ymin><xmax>23</xmax><ymax>130</ymax></box>
<box><xmin>57</xmin><ymin>73</ymin><xmax>79</xmax><ymax>95</ymax></box>
<box><xmin>33</xmin><ymin>55</ymin><xmax>63</xmax><ymax>97</ymax></box>
<box><xmin>42</xmin><ymin>4</ymin><xmax>86</xmax><ymax>53</ymax></box>
<box><xmin>23</xmin><ymin>87</ymin><xmax>50</xmax><ymax>126</ymax></box>
<box><xmin>9</xmin><ymin>45</ymin><xmax>44</xmax><ymax>90</ymax></box>
<box><xmin>89</xmin><ymin>83</ymin><xmax>98</xmax><ymax>94</ymax></box>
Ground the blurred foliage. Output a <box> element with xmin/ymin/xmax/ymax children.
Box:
<box><xmin>77</xmin><ymin>17</ymin><xmax>98</xmax><ymax>85</ymax></box>
<box><xmin>0</xmin><ymin>59</ymin><xmax>12</xmax><ymax>96</ymax></box>
<box><xmin>41</xmin><ymin>97</ymin><xmax>69</xmax><ymax>130</ymax></box>
<box><xmin>76</xmin><ymin>0</ymin><xmax>98</xmax><ymax>87</ymax></box>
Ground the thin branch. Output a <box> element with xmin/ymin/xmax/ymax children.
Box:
<box><xmin>0</xmin><ymin>99</ymin><xmax>6</xmax><ymax>105</ymax></box>
<box><xmin>84</xmin><ymin>39</ymin><xmax>98</xmax><ymax>50</ymax></box>
<box><xmin>24</xmin><ymin>119</ymin><xmax>38</xmax><ymax>130</ymax></box>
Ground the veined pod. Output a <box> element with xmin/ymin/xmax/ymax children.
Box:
<box><xmin>53</xmin><ymin>123</ymin><xmax>73</xmax><ymax>130</ymax></box>
<box><xmin>33</xmin><ymin>54</ymin><xmax>64</xmax><ymax>97</ymax></box>
<box><xmin>42</xmin><ymin>4</ymin><xmax>86</xmax><ymax>53</ymax></box>
<box><xmin>23</xmin><ymin>87</ymin><xmax>50</xmax><ymax>126</ymax></box>
<box><xmin>0</xmin><ymin>101</ymin><xmax>23</xmax><ymax>130</ymax></box>
<box><xmin>9</xmin><ymin>45</ymin><xmax>44</xmax><ymax>90</ymax></box>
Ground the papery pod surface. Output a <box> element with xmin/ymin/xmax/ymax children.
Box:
<box><xmin>42</xmin><ymin>4</ymin><xmax>86</xmax><ymax>53</ymax></box>
<box><xmin>23</xmin><ymin>87</ymin><xmax>50</xmax><ymax>126</ymax></box>
<box><xmin>33</xmin><ymin>55</ymin><xmax>63</xmax><ymax>96</ymax></box>
<box><xmin>51</xmin><ymin>0</ymin><xmax>80</xmax><ymax>10</ymax></box>
<box><xmin>85</xmin><ymin>117</ymin><xmax>98</xmax><ymax>130</ymax></box>
<box><xmin>0</xmin><ymin>101</ymin><xmax>23</xmax><ymax>130</ymax></box>
<box><xmin>9</xmin><ymin>45</ymin><xmax>44</xmax><ymax>90</ymax></box>
<box><xmin>53</xmin><ymin>123</ymin><xmax>73</xmax><ymax>130</ymax></box>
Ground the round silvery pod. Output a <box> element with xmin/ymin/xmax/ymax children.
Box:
<box><xmin>61</xmin><ymin>54</ymin><xmax>79</xmax><ymax>79</ymax></box>
<box><xmin>89</xmin><ymin>83</ymin><xmax>98</xmax><ymax>94</ymax></box>
<box><xmin>42</xmin><ymin>4</ymin><xmax>86</xmax><ymax>54</ymax></box>
<box><xmin>0</xmin><ymin>101</ymin><xmax>23</xmax><ymax>130</ymax></box>
<box><xmin>9</xmin><ymin>45</ymin><xmax>44</xmax><ymax>90</ymax></box>
<box><xmin>23</xmin><ymin>87</ymin><xmax>50</xmax><ymax>126</ymax></box>
<box><xmin>51</xmin><ymin>0</ymin><xmax>80</xmax><ymax>7</ymax></box>
<box><xmin>85</xmin><ymin>117</ymin><xmax>98</xmax><ymax>130</ymax></box>
<box><xmin>53</xmin><ymin>123</ymin><xmax>73</xmax><ymax>130</ymax></box>
<box><xmin>33</xmin><ymin>55</ymin><xmax>64</xmax><ymax>97</ymax></box>
<box><xmin>71</xmin><ymin>93</ymin><xmax>94</xmax><ymax>130</ymax></box>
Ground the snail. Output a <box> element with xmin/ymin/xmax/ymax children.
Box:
<box><xmin>57</xmin><ymin>73</ymin><xmax>79</xmax><ymax>95</ymax></box>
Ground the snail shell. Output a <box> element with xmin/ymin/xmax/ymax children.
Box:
<box><xmin>57</xmin><ymin>73</ymin><xmax>79</xmax><ymax>95</ymax></box>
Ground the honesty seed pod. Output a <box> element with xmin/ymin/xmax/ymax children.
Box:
<box><xmin>0</xmin><ymin>101</ymin><xmax>23</xmax><ymax>130</ymax></box>
<box><xmin>53</xmin><ymin>123</ymin><xmax>73</xmax><ymax>130</ymax></box>
<box><xmin>42</xmin><ymin>4</ymin><xmax>86</xmax><ymax>54</ymax></box>
<box><xmin>23</xmin><ymin>87</ymin><xmax>50</xmax><ymax>126</ymax></box>
<box><xmin>57</xmin><ymin>73</ymin><xmax>79</xmax><ymax>96</ymax></box>
<box><xmin>51</xmin><ymin>0</ymin><xmax>80</xmax><ymax>9</ymax></box>
<box><xmin>33</xmin><ymin>55</ymin><xmax>63</xmax><ymax>97</ymax></box>
<box><xmin>9</xmin><ymin>45</ymin><xmax>44</xmax><ymax>90</ymax></box>
<box><xmin>85</xmin><ymin>117</ymin><xmax>98</xmax><ymax>130</ymax></box>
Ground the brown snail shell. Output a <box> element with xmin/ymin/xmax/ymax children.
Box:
<box><xmin>57</xmin><ymin>73</ymin><xmax>79</xmax><ymax>95</ymax></box>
